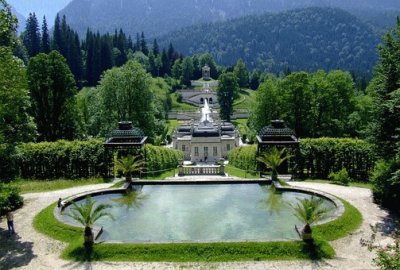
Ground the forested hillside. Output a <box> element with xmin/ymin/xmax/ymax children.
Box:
<box><xmin>160</xmin><ymin>8</ymin><xmax>380</xmax><ymax>73</ymax></box>
<box><xmin>58</xmin><ymin>0</ymin><xmax>400</xmax><ymax>38</ymax></box>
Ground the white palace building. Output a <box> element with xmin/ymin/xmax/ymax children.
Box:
<box><xmin>172</xmin><ymin>100</ymin><xmax>240</xmax><ymax>163</ymax></box>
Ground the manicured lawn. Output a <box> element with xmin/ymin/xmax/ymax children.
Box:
<box><xmin>141</xmin><ymin>168</ymin><xmax>177</xmax><ymax>180</ymax></box>
<box><xmin>313</xmin><ymin>199</ymin><xmax>362</xmax><ymax>241</ymax></box>
<box><xmin>14</xmin><ymin>178</ymin><xmax>111</xmax><ymax>193</ymax></box>
<box><xmin>225</xmin><ymin>165</ymin><xmax>259</xmax><ymax>179</ymax></box>
<box><xmin>302</xmin><ymin>179</ymin><xmax>372</xmax><ymax>189</ymax></box>
<box><xmin>166</xmin><ymin>119</ymin><xmax>180</xmax><ymax>135</ymax></box>
<box><xmin>171</xmin><ymin>93</ymin><xmax>198</xmax><ymax>111</ymax></box>
<box><xmin>232</xmin><ymin>118</ymin><xmax>248</xmax><ymax>135</ymax></box>
<box><xmin>233</xmin><ymin>89</ymin><xmax>257</xmax><ymax>110</ymax></box>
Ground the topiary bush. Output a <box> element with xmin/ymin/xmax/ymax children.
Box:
<box><xmin>0</xmin><ymin>183</ymin><xmax>23</xmax><ymax>215</ymax></box>
<box><xmin>328</xmin><ymin>168</ymin><xmax>351</xmax><ymax>186</ymax></box>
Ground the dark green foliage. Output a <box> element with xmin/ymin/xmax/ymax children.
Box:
<box><xmin>297</xmin><ymin>138</ymin><xmax>375</xmax><ymax>181</ymax></box>
<box><xmin>250</xmin><ymin>70</ymin><xmax>360</xmax><ymax>138</ymax></box>
<box><xmin>217</xmin><ymin>72</ymin><xmax>240</xmax><ymax>121</ymax></box>
<box><xmin>27</xmin><ymin>51</ymin><xmax>79</xmax><ymax>141</ymax></box>
<box><xmin>40</xmin><ymin>16</ymin><xmax>50</xmax><ymax>53</ymax></box>
<box><xmin>368</xmin><ymin>19</ymin><xmax>400</xmax><ymax>159</ymax></box>
<box><xmin>229</xmin><ymin>138</ymin><xmax>375</xmax><ymax>181</ymax></box>
<box><xmin>15</xmin><ymin>139</ymin><xmax>107</xmax><ymax>179</ymax></box>
<box><xmin>180</xmin><ymin>57</ymin><xmax>194</xmax><ymax>87</ymax></box>
<box><xmin>371</xmin><ymin>159</ymin><xmax>400</xmax><ymax>211</ymax></box>
<box><xmin>0</xmin><ymin>144</ymin><xmax>17</xmax><ymax>180</ymax></box>
<box><xmin>0</xmin><ymin>183</ymin><xmax>23</xmax><ymax>215</ymax></box>
<box><xmin>144</xmin><ymin>144</ymin><xmax>183</xmax><ymax>172</ymax></box>
<box><xmin>23</xmin><ymin>12</ymin><xmax>41</xmax><ymax>57</ymax></box>
<box><xmin>162</xmin><ymin>8</ymin><xmax>379</xmax><ymax>74</ymax></box>
<box><xmin>233</xmin><ymin>59</ymin><xmax>249</xmax><ymax>88</ymax></box>
<box><xmin>52</xmin><ymin>15</ymin><xmax>83</xmax><ymax>84</ymax></box>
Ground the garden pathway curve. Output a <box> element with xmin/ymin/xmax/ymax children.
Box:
<box><xmin>0</xmin><ymin>182</ymin><xmax>397</xmax><ymax>270</ymax></box>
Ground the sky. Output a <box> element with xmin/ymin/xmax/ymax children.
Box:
<box><xmin>8</xmin><ymin>0</ymin><xmax>72</xmax><ymax>26</ymax></box>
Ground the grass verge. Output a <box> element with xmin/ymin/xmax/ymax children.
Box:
<box><xmin>313</xmin><ymin>199</ymin><xmax>363</xmax><ymax>241</ymax></box>
<box><xmin>302</xmin><ymin>179</ymin><xmax>372</xmax><ymax>189</ymax></box>
<box><xmin>15</xmin><ymin>178</ymin><xmax>111</xmax><ymax>193</ymax></box>
<box><xmin>225</xmin><ymin>165</ymin><xmax>259</xmax><ymax>179</ymax></box>
<box><xmin>34</xmin><ymin>193</ymin><xmax>363</xmax><ymax>262</ymax></box>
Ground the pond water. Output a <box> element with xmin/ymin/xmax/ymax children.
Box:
<box><xmin>61</xmin><ymin>184</ymin><xmax>336</xmax><ymax>242</ymax></box>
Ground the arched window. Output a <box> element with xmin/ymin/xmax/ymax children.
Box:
<box><xmin>200</xmin><ymin>98</ymin><xmax>204</xmax><ymax>104</ymax></box>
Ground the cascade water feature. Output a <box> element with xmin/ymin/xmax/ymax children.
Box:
<box><xmin>200</xmin><ymin>99</ymin><xmax>213</xmax><ymax>122</ymax></box>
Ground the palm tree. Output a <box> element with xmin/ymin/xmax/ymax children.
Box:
<box><xmin>65</xmin><ymin>196</ymin><xmax>113</xmax><ymax>249</ymax></box>
<box><xmin>292</xmin><ymin>196</ymin><xmax>330</xmax><ymax>240</ymax></box>
<box><xmin>115</xmin><ymin>154</ymin><xmax>144</xmax><ymax>182</ymax></box>
<box><xmin>257</xmin><ymin>147</ymin><xmax>292</xmax><ymax>181</ymax></box>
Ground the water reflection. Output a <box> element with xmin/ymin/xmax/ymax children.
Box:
<box><xmin>259</xmin><ymin>185</ymin><xmax>284</xmax><ymax>215</ymax></box>
<box><xmin>111</xmin><ymin>189</ymin><xmax>147</xmax><ymax>210</ymax></box>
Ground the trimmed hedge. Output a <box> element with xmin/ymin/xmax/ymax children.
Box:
<box><xmin>298</xmin><ymin>138</ymin><xmax>375</xmax><ymax>181</ymax></box>
<box><xmin>228</xmin><ymin>144</ymin><xmax>258</xmax><ymax>172</ymax></box>
<box><xmin>144</xmin><ymin>144</ymin><xmax>183</xmax><ymax>172</ymax></box>
<box><xmin>228</xmin><ymin>138</ymin><xmax>376</xmax><ymax>181</ymax></box>
<box><xmin>15</xmin><ymin>139</ymin><xmax>107</xmax><ymax>179</ymax></box>
<box><xmin>0</xmin><ymin>140</ymin><xmax>183</xmax><ymax>180</ymax></box>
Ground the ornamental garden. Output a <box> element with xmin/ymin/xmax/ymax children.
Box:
<box><xmin>1</xmin><ymin>1</ymin><xmax>400</xmax><ymax>269</ymax></box>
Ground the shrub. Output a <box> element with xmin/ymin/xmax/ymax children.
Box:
<box><xmin>328</xmin><ymin>168</ymin><xmax>351</xmax><ymax>186</ymax></box>
<box><xmin>371</xmin><ymin>159</ymin><xmax>400</xmax><ymax>211</ymax></box>
<box><xmin>228</xmin><ymin>145</ymin><xmax>257</xmax><ymax>172</ymax></box>
<box><xmin>0</xmin><ymin>183</ymin><xmax>23</xmax><ymax>215</ymax></box>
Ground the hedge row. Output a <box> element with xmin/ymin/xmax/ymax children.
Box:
<box><xmin>0</xmin><ymin>140</ymin><xmax>183</xmax><ymax>180</ymax></box>
<box><xmin>15</xmin><ymin>140</ymin><xmax>107</xmax><ymax>179</ymax></box>
<box><xmin>228</xmin><ymin>144</ymin><xmax>258</xmax><ymax>172</ymax></box>
<box><xmin>144</xmin><ymin>144</ymin><xmax>183</xmax><ymax>172</ymax></box>
<box><xmin>298</xmin><ymin>138</ymin><xmax>375</xmax><ymax>181</ymax></box>
<box><xmin>228</xmin><ymin>138</ymin><xmax>376</xmax><ymax>181</ymax></box>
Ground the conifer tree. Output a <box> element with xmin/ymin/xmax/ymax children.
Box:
<box><xmin>52</xmin><ymin>14</ymin><xmax>62</xmax><ymax>51</ymax></box>
<box><xmin>369</xmin><ymin>19</ymin><xmax>400</xmax><ymax>159</ymax></box>
<box><xmin>40</xmin><ymin>16</ymin><xmax>50</xmax><ymax>53</ymax></box>
<box><xmin>23</xmin><ymin>12</ymin><xmax>41</xmax><ymax>57</ymax></box>
<box><xmin>152</xmin><ymin>39</ymin><xmax>159</xmax><ymax>56</ymax></box>
<box><xmin>140</xmin><ymin>32</ymin><xmax>148</xmax><ymax>55</ymax></box>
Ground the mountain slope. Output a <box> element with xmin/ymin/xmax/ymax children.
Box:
<box><xmin>59</xmin><ymin>0</ymin><xmax>400</xmax><ymax>38</ymax></box>
<box><xmin>160</xmin><ymin>8</ymin><xmax>380</xmax><ymax>73</ymax></box>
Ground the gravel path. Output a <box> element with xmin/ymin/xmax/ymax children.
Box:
<box><xmin>0</xmin><ymin>182</ymin><xmax>397</xmax><ymax>270</ymax></box>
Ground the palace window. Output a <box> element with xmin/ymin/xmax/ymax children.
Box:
<box><xmin>204</xmin><ymin>146</ymin><xmax>208</xmax><ymax>156</ymax></box>
<box><xmin>213</xmin><ymin>146</ymin><xmax>218</xmax><ymax>156</ymax></box>
<box><xmin>195</xmin><ymin>147</ymin><xmax>199</xmax><ymax>156</ymax></box>
<box><xmin>182</xmin><ymin>145</ymin><xmax>186</xmax><ymax>152</ymax></box>
<box><xmin>227</xmin><ymin>144</ymin><xmax>231</xmax><ymax>151</ymax></box>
